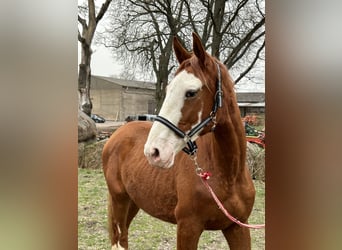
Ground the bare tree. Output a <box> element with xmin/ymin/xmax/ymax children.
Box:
<box><xmin>184</xmin><ymin>0</ymin><xmax>265</xmax><ymax>83</ymax></box>
<box><xmin>102</xmin><ymin>0</ymin><xmax>264</xmax><ymax>112</ymax></box>
<box><xmin>78</xmin><ymin>0</ymin><xmax>112</xmax><ymax>116</ymax></box>
<box><xmin>102</xmin><ymin>0</ymin><xmax>189</xmax><ymax>112</ymax></box>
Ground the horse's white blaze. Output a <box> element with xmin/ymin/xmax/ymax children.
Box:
<box><xmin>144</xmin><ymin>70</ymin><xmax>203</xmax><ymax>168</ymax></box>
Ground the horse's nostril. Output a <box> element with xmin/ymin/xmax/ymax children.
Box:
<box><xmin>152</xmin><ymin>148</ymin><xmax>160</xmax><ymax>158</ymax></box>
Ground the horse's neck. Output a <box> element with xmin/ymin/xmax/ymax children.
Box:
<box><xmin>211</xmin><ymin>110</ymin><xmax>246</xmax><ymax>180</ymax></box>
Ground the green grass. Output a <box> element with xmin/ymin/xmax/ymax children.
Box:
<box><xmin>78</xmin><ymin>168</ymin><xmax>265</xmax><ymax>249</ymax></box>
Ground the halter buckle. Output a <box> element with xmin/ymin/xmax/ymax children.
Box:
<box><xmin>183</xmin><ymin>135</ymin><xmax>191</xmax><ymax>143</ymax></box>
<box><xmin>210</xmin><ymin>113</ymin><xmax>217</xmax><ymax>131</ymax></box>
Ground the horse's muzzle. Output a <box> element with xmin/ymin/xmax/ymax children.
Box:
<box><xmin>144</xmin><ymin>143</ymin><xmax>175</xmax><ymax>168</ymax></box>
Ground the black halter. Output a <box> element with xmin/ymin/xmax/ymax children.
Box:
<box><xmin>153</xmin><ymin>62</ymin><xmax>223</xmax><ymax>155</ymax></box>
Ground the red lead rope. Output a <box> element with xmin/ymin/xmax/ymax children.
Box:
<box><xmin>198</xmin><ymin>171</ymin><xmax>265</xmax><ymax>229</ymax></box>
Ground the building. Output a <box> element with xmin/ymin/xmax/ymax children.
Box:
<box><xmin>90</xmin><ymin>75</ymin><xmax>264</xmax><ymax>121</ymax></box>
<box><xmin>236</xmin><ymin>91</ymin><xmax>265</xmax><ymax>117</ymax></box>
<box><xmin>90</xmin><ymin>75</ymin><xmax>156</xmax><ymax>121</ymax></box>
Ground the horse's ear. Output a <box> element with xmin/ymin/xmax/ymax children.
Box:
<box><xmin>173</xmin><ymin>36</ymin><xmax>191</xmax><ymax>64</ymax></box>
<box><xmin>192</xmin><ymin>32</ymin><xmax>207</xmax><ymax>64</ymax></box>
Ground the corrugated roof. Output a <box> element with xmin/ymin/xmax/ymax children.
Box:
<box><xmin>236</xmin><ymin>92</ymin><xmax>265</xmax><ymax>103</ymax></box>
<box><xmin>238</xmin><ymin>102</ymin><xmax>265</xmax><ymax>107</ymax></box>
<box><xmin>92</xmin><ymin>75</ymin><xmax>156</xmax><ymax>90</ymax></box>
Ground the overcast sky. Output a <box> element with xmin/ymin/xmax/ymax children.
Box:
<box><xmin>91</xmin><ymin>46</ymin><xmax>123</xmax><ymax>76</ymax></box>
<box><xmin>78</xmin><ymin>43</ymin><xmax>123</xmax><ymax>77</ymax></box>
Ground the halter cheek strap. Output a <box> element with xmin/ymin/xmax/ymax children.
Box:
<box><xmin>153</xmin><ymin>62</ymin><xmax>223</xmax><ymax>155</ymax></box>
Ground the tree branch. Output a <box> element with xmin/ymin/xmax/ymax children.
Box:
<box><xmin>225</xmin><ymin>16</ymin><xmax>265</xmax><ymax>68</ymax></box>
<box><xmin>78</xmin><ymin>28</ymin><xmax>86</xmax><ymax>43</ymax></box>
<box><xmin>234</xmin><ymin>39</ymin><xmax>265</xmax><ymax>84</ymax></box>
<box><xmin>88</xmin><ymin>0</ymin><xmax>96</xmax><ymax>21</ymax></box>
<box><xmin>230</xmin><ymin>30</ymin><xmax>265</xmax><ymax>67</ymax></box>
<box><xmin>78</xmin><ymin>15</ymin><xmax>87</xmax><ymax>30</ymax></box>
<box><xmin>221</xmin><ymin>0</ymin><xmax>248</xmax><ymax>34</ymax></box>
<box><xmin>96</xmin><ymin>0</ymin><xmax>113</xmax><ymax>23</ymax></box>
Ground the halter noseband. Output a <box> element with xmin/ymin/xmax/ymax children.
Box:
<box><xmin>154</xmin><ymin>62</ymin><xmax>223</xmax><ymax>155</ymax></box>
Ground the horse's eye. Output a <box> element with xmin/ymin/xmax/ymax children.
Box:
<box><xmin>185</xmin><ymin>90</ymin><xmax>198</xmax><ymax>98</ymax></box>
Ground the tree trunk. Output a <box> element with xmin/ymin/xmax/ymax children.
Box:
<box><xmin>155</xmin><ymin>75</ymin><xmax>168</xmax><ymax>114</ymax></box>
<box><xmin>155</xmin><ymin>37</ymin><xmax>173</xmax><ymax>113</ymax></box>
<box><xmin>78</xmin><ymin>0</ymin><xmax>112</xmax><ymax>116</ymax></box>
<box><xmin>211</xmin><ymin>0</ymin><xmax>225</xmax><ymax>58</ymax></box>
<box><xmin>78</xmin><ymin>42</ymin><xmax>93</xmax><ymax>116</ymax></box>
<box><xmin>155</xmin><ymin>59</ymin><xmax>168</xmax><ymax>113</ymax></box>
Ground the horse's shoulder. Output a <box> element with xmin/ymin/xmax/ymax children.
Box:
<box><xmin>103</xmin><ymin>121</ymin><xmax>152</xmax><ymax>166</ymax></box>
<box><xmin>113</xmin><ymin>121</ymin><xmax>152</xmax><ymax>137</ymax></box>
<box><xmin>104</xmin><ymin>121</ymin><xmax>151</xmax><ymax>149</ymax></box>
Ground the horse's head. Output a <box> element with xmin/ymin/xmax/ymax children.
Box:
<box><xmin>144</xmin><ymin>33</ymin><xmax>223</xmax><ymax>168</ymax></box>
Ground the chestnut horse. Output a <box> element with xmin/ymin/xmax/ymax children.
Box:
<box><xmin>102</xmin><ymin>33</ymin><xmax>256</xmax><ymax>249</ymax></box>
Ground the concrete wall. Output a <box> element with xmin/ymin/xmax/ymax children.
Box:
<box><xmin>121</xmin><ymin>87</ymin><xmax>155</xmax><ymax>120</ymax></box>
<box><xmin>90</xmin><ymin>76</ymin><xmax>265</xmax><ymax>121</ymax></box>
<box><xmin>90</xmin><ymin>77</ymin><xmax>155</xmax><ymax>121</ymax></box>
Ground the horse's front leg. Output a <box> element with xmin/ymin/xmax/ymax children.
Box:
<box><xmin>176</xmin><ymin>217</ymin><xmax>203</xmax><ymax>250</ymax></box>
<box><xmin>222</xmin><ymin>223</ymin><xmax>251</xmax><ymax>250</ymax></box>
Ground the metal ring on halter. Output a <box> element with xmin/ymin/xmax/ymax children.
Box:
<box><xmin>183</xmin><ymin>135</ymin><xmax>191</xmax><ymax>143</ymax></box>
<box><xmin>195</xmin><ymin>167</ymin><xmax>204</xmax><ymax>176</ymax></box>
<box><xmin>190</xmin><ymin>154</ymin><xmax>203</xmax><ymax>175</ymax></box>
<box><xmin>189</xmin><ymin>153</ymin><xmax>197</xmax><ymax>161</ymax></box>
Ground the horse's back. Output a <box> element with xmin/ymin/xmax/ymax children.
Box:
<box><xmin>103</xmin><ymin>121</ymin><xmax>151</xmax><ymax>166</ymax></box>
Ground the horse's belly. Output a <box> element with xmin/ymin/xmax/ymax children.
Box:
<box><xmin>123</xmin><ymin>163</ymin><xmax>178</xmax><ymax>224</ymax></box>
